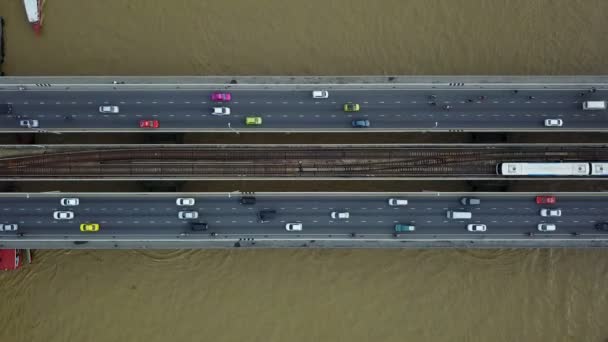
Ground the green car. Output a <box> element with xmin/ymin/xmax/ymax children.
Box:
<box><xmin>343</xmin><ymin>103</ymin><xmax>360</xmax><ymax>112</ymax></box>
<box><xmin>394</xmin><ymin>224</ymin><xmax>416</xmax><ymax>232</ymax></box>
<box><xmin>245</xmin><ymin>116</ymin><xmax>263</xmax><ymax>125</ymax></box>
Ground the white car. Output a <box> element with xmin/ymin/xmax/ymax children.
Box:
<box><xmin>467</xmin><ymin>224</ymin><xmax>487</xmax><ymax>232</ymax></box>
<box><xmin>388</xmin><ymin>198</ymin><xmax>408</xmax><ymax>206</ymax></box>
<box><xmin>538</xmin><ymin>223</ymin><xmax>556</xmax><ymax>231</ymax></box>
<box><xmin>178</xmin><ymin>211</ymin><xmax>198</xmax><ymax>219</ymax></box>
<box><xmin>20</xmin><ymin>119</ymin><xmax>39</xmax><ymax>128</ymax></box>
<box><xmin>53</xmin><ymin>211</ymin><xmax>74</xmax><ymax>220</ymax></box>
<box><xmin>60</xmin><ymin>198</ymin><xmax>80</xmax><ymax>206</ymax></box>
<box><xmin>540</xmin><ymin>209</ymin><xmax>561</xmax><ymax>217</ymax></box>
<box><xmin>211</xmin><ymin>107</ymin><xmax>231</xmax><ymax>115</ymax></box>
<box><xmin>285</xmin><ymin>223</ymin><xmax>303</xmax><ymax>231</ymax></box>
<box><xmin>0</xmin><ymin>224</ymin><xmax>18</xmax><ymax>231</ymax></box>
<box><xmin>330</xmin><ymin>211</ymin><xmax>350</xmax><ymax>219</ymax></box>
<box><xmin>176</xmin><ymin>198</ymin><xmax>195</xmax><ymax>206</ymax></box>
<box><xmin>544</xmin><ymin>119</ymin><xmax>563</xmax><ymax>127</ymax></box>
<box><xmin>99</xmin><ymin>105</ymin><xmax>119</xmax><ymax>114</ymax></box>
<box><xmin>312</xmin><ymin>90</ymin><xmax>329</xmax><ymax>99</ymax></box>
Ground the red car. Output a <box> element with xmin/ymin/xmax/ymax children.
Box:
<box><xmin>536</xmin><ymin>196</ymin><xmax>556</xmax><ymax>204</ymax></box>
<box><xmin>210</xmin><ymin>92</ymin><xmax>232</xmax><ymax>102</ymax></box>
<box><xmin>139</xmin><ymin>119</ymin><xmax>160</xmax><ymax>128</ymax></box>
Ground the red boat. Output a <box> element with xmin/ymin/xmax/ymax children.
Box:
<box><xmin>23</xmin><ymin>0</ymin><xmax>44</xmax><ymax>35</ymax></box>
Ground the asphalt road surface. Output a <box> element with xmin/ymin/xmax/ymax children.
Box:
<box><xmin>1</xmin><ymin>193</ymin><xmax>607</xmax><ymax>239</ymax></box>
<box><xmin>2</xmin><ymin>88</ymin><xmax>607</xmax><ymax>131</ymax></box>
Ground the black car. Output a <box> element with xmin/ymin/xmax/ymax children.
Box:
<box><xmin>258</xmin><ymin>210</ymin><xmax>276</xmax><ymax>223</ymax></box>
<box><xmin>240</xmin><ymin>196</ymin><xmax>256</xmax><ymax>205</ymax></box>
<box><xmin>595</xmin><ymin>222</ymin><xmax>608</xmax><ymax>231</ymax></box>
<box><xmin>0</xmin><ymin>104</ymin><xmax>12</xmax><ymax>115</ymax></box>
<box><xmin>190</xmin><ymin>222</ymin><xmax>208</xmax><ymax>231</ymax></box>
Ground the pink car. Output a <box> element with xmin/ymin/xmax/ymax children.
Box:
<box><xmin>210</xmin><ymin>92</ymin><xmax>232</xmax><ymax>102</ymax></box>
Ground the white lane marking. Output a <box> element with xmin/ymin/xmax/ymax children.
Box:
<box><xmin>40</xmin><ymin>102</ymin><xmax>45</xmax><ymax>104</ymax></box>
<box><xmin>55</xmin><ymin>102</ymin><xmax>61</xmax><ymax>104</ymax></box>
<box><xmin>169</xmin><ymin>101</ymin><xmax>174</xmax><ymax>104</ymax></box>
<box><xmin>136</xmin><ymin>101</ymin><xmax>142</xmax><ymax>104</ymax></box>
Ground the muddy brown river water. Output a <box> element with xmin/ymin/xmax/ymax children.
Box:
<box><xmin>0</xmin><ymin>0</ymin><xmax>608</xmax><ymax>341</ymax></box>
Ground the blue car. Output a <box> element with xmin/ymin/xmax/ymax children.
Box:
<box><xmin>351</xmin><ymin>119</ymin><xmax>370</xmax><ymax>128</ymax></box>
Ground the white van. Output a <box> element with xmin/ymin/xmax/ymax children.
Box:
<box><xmin>446</xmin><ymin>211</ymin><xmax>472</xmax><ymax>219</ymax></box>
<box><xmin>312</xmin><ymin>91</ymin><xmax>329</xmax><ymax>99</ymax></box>
<box><xmin>582</xmin><ymin>101</ymin><xmax>606</xmax><ymax>111</ymax></box>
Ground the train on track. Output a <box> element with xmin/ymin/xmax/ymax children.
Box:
<box><xmin>497</xmin><ymin>162</ymin><xmax>608</xmax><ymax>176</ymax></box>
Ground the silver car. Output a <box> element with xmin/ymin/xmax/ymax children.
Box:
<box><xmin>330</xmin><ymin>211</ymin><xmax>350</xmax><ymax>219</ymax></box>
<box><xmin>178</xmin><ymin>211</ymin><xmax>198</xmax><ymax>219</ymax></box>
<box><xmin>20</xmin><ymin>119</ymin><xmax>39</xmax><ymax>128</ymax></box>
<box><xmin>176</xmin><ymin>198</ymin><xmax>195</xmax><ymax>206</ymax></box>
<box><xmin>285</xmin><ymin>223</ymin><xmax>303</xmax><ymax>231</ymax></box>
<box><xmin>53</xmin><ymin>211</ymin><xmax>74</xmax><ymax>220</ymax></box>
<box><xmin>544</xmin><ymin>119</ymin><xmax>563</xmax><ymax>127</ymax></box>
<box><xmin>0</xmin><ymin>224</ymin><xmax>18</xmax><ymax>231</ymax></box>
<box><xmin>60</xmin><ymin>198</ymin><xmax>80</xmax><ymax>206</ymax></box>
<box><xmin>211</xmin><ymin>107</ymin><xmax>231</xmax><ymax>115</ymax></box>
<box><xmin>99</xmin><ymin>105</ymin><xmax>120</xmax><ymax>114</ymax></box>
<box><xmin>540</xmin><ymin>209</ymin><xmax>561</xmax><ymax>217</ymax></box>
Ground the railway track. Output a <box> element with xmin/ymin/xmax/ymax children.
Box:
<box><xmin>0</xmin><ymin>146</ymin><xmax>607</xmax><ymax>178</ymax></box>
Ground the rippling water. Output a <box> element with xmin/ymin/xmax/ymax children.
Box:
<box><xmin>1</xmin><ymin>0</ymin><xmax>607</xmax><ymax>75</ymax></box>
<box><xmin>0</xmin><ymin>0</ymin><xmax>608</xmax><ymax>341</ymax></box>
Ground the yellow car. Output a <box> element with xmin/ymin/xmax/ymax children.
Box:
<box><xmin>80</xmin><ymin>223</ymin><xmax>100</xmax><ymax>232</ymax></box>
<box><xmin>343</xmin><ymin>103</ymin><xmax>360</xmax><ymax>112</ymax></box>
<box><xmin>245</xmin><ymin>116</ymin><xmax>263</xmax><ymax>125</ymax></box>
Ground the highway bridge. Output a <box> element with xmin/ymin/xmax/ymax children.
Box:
<box><xmin>0</xmin><ymin>76</ymin><xmax>607</xmax><ymax>132</ymax></box>
<box><xmin>0</xmin><ymin>144</ymin><xmax>607</xmax><ymax>180</ymax></box>
<box><xmin>1</xmin><ymin>192</ymin><xmax>607</xmax><ymax>249</ymax></box>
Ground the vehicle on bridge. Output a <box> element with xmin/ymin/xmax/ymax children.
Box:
<box><xmin>538</xmin><ymin>223</ymin><xmax>556</xmax><ymax>232</ymax></box>
<box><xmin>176</xmin><ymin>198</ymin><xmax>195</xmax><ymax>206</ymax></box>
<box><xmin>19</xmin><ymin>119</ymin><xmax>38</xmax><ymax>128</ymax></box>
<box><xmin>331</xmin><ymin>211</ymin><xmax>349</xmax><ymax>219</ymax></box>
<box><xmin>497</xmin><ymin>162</ymin><xmax>590</xmax><ymax>176</ymax></box>
<box><xmin>0</xmin><ymin>224</ymin><xmax>18</xmax><ymax>231</ymax></box>
<box><xmin>467</xmin><ymin>224</ymin><xmax>486</xmax><ymax>232</ymax></box>
<box><xmin>211</xmin><ymin>107</ymin><xmax>231</xmax><ymax>116</ymax></box>
<box><xmin>536</xmin><ymin>195</ymin><xmax>557</xmax><ymax>204</ymax></box>
<box><xmin>394</xmin><ymin>224</ymin><xmax>415</xmax><ymax>232</ymax></box>
<box><xmin>343</xmin><ymin>103</ymin><xmax>360</xmax><ymax>112</ymax></box>
<box><xmin>540</xmin><ymin>208</ymin><xmax>561</xmax><ymax>217</ymax></box>
<box><xmin>388</xmin><ymin>198</ymin><xmax>408</xmax><ymax>206</ymax></box>
<box><xmin>53</xmin><ymin>211</ymin><xmax>74</xmax><ymax>220</ymax></box>
<box><xmin>460</xmin><ymin>197</ymin><xmax>481</xmax><ymax>206</ymax></box>
<box><xmin>285</xmin><ymin>223</ymin><xmax>303</xmax><ymax>231</ymax></box>
<box><xmin>258</xmin><ymin>210</ymin><xmax>276</xmax><ymax>223</ymax></box>
<box><xmin>178</xmin><ymin>211</ymin><xmax>198</xmax><ymax>220</ymax></box>
<box><xmin>99</xmin><ymin>105</ymin><xmax>119</xmax><ymax>114</ymax></box>
<box><xmin>582</xmin><ymin>101</ymin><xmax>606</xmax><ymax>111</ymax></box>
<box><xmin>246</xmin><ymin>116</ymin><xmax>262</xmax><ymax>125</ymax></box>
<box><xmin>80</xmin><ymin>223</ymin><xmax>99</xmax><ymax>232</ymax></box>
<box><xmin>0</xmin><ymin>104</ymin><xmax>12</xmax><ymax>114</ymax></box>
<box><xmin>139</xmin><ymin>119</ymin><xmax>160</xmax><ymax>129</ymax></box>
<box><xmin>596</xmin><ymin>222</ymin><xmax>608</xmax><ymax>231</ymax></box>
<box><xmin>351</xmin><ymin>119</ymin><xmax>370</xmax><ymax>128</ymax></box>
<box><xmin>312</xmin><ymin>91</ymin><xmax>329</xmax><ymax>99</ymax></box>
<box><xmin>210</xmin><ymin>92</ymin><xmax>232</xmax><ymax>102</ymax></box>
<box><xmin>60</xmin><ymin>198</ymin><xmax>79</xmax><ymax>206</ymax></box>
<box><xmin>544</xmin><ymin>119</ymin><xmax>563</xmax><ymax>127</ymax></box>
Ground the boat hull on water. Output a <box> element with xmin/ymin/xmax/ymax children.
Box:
<box><xmin>23</xmin><ymin>0</ymin><xmax>44</xmax><ymax>35</ymax></box>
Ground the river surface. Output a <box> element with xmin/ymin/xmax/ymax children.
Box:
<box><xmin>1</xmin><ymin>0</ymin><xmax>608</xmax><ymax>75</ymax></box>
<box><xmin>0</xmin><ymin>0</ymin><xmax>608</xmax><ymax>341</ymax></box>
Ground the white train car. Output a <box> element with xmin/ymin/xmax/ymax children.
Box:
<box><xmin>498</xmin><ymin>162</ymin><xmax>590</xmax><ymax>176</ymax></box>
<box><xmin>591</xmin><ymin>163</ymin><xmax>608</xmax><ymax>176</ymax></box>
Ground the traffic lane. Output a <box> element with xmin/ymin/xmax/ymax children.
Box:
<box><xmin>0</xmin><ymin>196</ymin><xmax>607</xmax><ymax>210</ymax></box>
<box><xmin>2</xmin><ymin>114</ymin><xmax>600</xmax><ymax>130</ymax></box>
<box><xmin>4</xmin><ymin>88</ymin><xmax>606</xmax><ymax>104</ymax></box>
<box><xmin>10</xmin><ymin>219</ymin><xmax>608</xmax><ymax>236</ymax></box>
<box><xmin>11</xmin><ymin>97</ymin><xmax>594</xmax><ymax>117</ymax></box>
